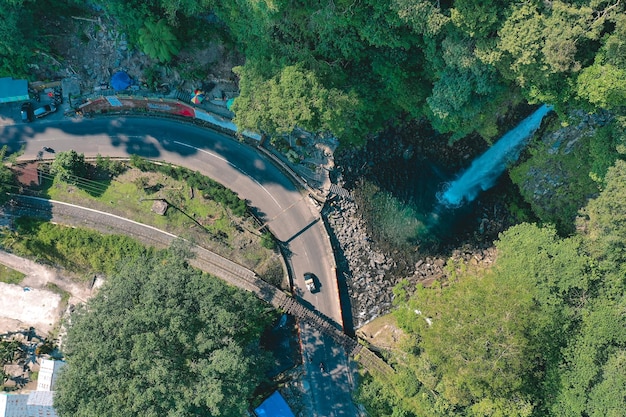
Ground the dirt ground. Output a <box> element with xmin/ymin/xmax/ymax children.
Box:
<box><xmin>355</xmin><ymin>313</ymin><xmax>406</xmax><ymax>352</ymax></box>
<box><xmin>0</xmin><ymin>250</ymin><xmax>93</xmax><ymax>339</ymax></box>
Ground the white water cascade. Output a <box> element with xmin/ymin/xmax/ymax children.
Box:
<box><xmin>439</xmin><ymin>105</ymin><xmax>553</xmax><ymax>207</ymax></box>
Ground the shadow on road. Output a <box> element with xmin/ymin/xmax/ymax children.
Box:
<box><xmin>284</xmin><ymin>217</ymin><xmax>320</xmax><ymax>245</ymax></box>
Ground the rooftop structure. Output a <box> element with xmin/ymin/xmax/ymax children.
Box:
<box><xmin>0</xmin><ymin>78</ymin><xmax>28</xmax><ymax>104</ymax></box>
<box><xmin>0</xmin><ymin>359</ymin><xmax>65</xmax><ymax>417</ymax></box>
<box><xmin>253</xmin><ymin>391</ymin><xmax>295</xmax><ymax>417</ymax></box>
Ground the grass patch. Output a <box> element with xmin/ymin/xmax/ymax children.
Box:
<box><xmin>44</xmin><ymin>169</ymin><xmax>242</xmax><ymax>245</ymax></box>
<box><xmin>0</xmin><ymin>265</ymin><xmax>25</xmax><ymax>285</ymax></box>
<box><xmin>45</xmin><ymin>282</ymin><xmax>71</xmax><ymax>305</ymax></box>
<box><xmin>3</xmin><ymin>217</ymin><xmax>151</xmax><ymax>276</ymax></box>
<box><xmin>24</xmin><ymin>158</ymin><xmax>277</xmax><ymax>272</ymax></box>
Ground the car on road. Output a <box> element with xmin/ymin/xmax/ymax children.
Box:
<box><xmin>304</xmin><ymin>272</ymin><xmax>317</xmax><ymax>292</ymax></box>
<box><xmin>21</xmin><ymin>102</ymin><xmax>34</xmax><ymax>122</ymax></box>
<box><xmin>34</xmin><ymin>104</ymin><xmax>57</xmax><ymax>119</ymax></box>
<box><xmin>42</xmin><ymin>146</ymin><xmax>54</xmax><ymax>153</ymax></box>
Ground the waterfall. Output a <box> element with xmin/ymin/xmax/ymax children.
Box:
<box><xmin>439</xmin><ymin>105</ymin><xmax>553</xmax><ymax>207</ymax></box>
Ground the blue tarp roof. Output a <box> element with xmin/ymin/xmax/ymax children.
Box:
<box><xmin>0</xmin><ymin>77</ymin><xmax>28</xmax><ymax>103</ymax></box>
<box><xmin>110</xmin><ymin>71</ymin><xmax>131</xmax><ymax>91</ymax></box>
<box><xmin>254</xmin><ymin>392</ymin><xmax>295</xmax><ymax>417</ymax></box>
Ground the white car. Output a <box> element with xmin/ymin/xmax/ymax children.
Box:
<box><xmin>34</xmin><ymin>104</ymin><xmax>57</xmax><ymax>119</ymax></box>
<box><xmin>304</xmin><ymin>272</ymin><xmax>317</xmax><ymax>292</ymax></box>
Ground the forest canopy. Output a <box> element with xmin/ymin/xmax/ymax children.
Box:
<box><xmin>54</xmin><ymin>242</ymin><xmax>276</xmax><ymax>417</ymax></box>
<box><xmin>3</xmin><ymin>0</ymin><xmax>625</xmax><ymax>145</ymax></box>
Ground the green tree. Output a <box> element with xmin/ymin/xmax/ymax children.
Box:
<box><xmin>0</xmin><ymin>0</ymin><xmax>35</xmax><ymax>77</ymax></box>
<box><xmin>495</xmin><ymin>0</ymin><xmax>620</xmax><ymax>106</ymax></box>
<box><xmin>580</xmin><ymin>159</ymin><xmax>626</xmax><ymax>267</ymax></box>
<box><xmin>49</xmin><ymin>150</ymin><xmax>86</xmax><ymax>184</ymax></box>
<box><xmin>138</xmin><ymin>19</ymin><xmax>181</xmax><ymax>62</ymax></box>
<box><xmin>55</xmin><ymin>242</ymin><xmax>275</xmax><ymax>417</ymax></box>
<box><xmin>232</xmin><ymin>63</ymin><xmax>365</xmax><ymax>145</ymax></box>
<box><xmin>576</xmin><ymin>14</ymin><xmax>626</xmax><ymax>110</ymax></box>
<box><xmin>390</xmin><ymin>223</ymin><xmax>590</xmax><ymax>415</ymax></box>
<box><xmin>425</xmin><ymin>31</ymin><xmax>507</xmax><ymax>141</ymax></box>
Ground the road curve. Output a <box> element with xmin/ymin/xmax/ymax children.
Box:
<box><xmin>1</xmin><ymin>117</ymin><xmax>344</xmax><ymax>328</ymax></box>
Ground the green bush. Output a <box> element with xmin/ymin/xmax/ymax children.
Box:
<box><xmin>260</xmin><ymin>231</ymin><xmax>276</xmax><ymax>250</ymax></box>
<box><xmin>5</xmin><ymin>217</ymin><xmax>150</xmax><ymax>276</ymax></box>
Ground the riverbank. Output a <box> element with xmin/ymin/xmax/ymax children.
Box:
<box><xmin>326</xmin><ymin>119</ymin><xmax>524</xmax><ymax>329</ymax></box>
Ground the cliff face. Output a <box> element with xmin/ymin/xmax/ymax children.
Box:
<box><xmin>511</xmin><ymin>110</ymin><xmax>614</xmax><ymax>234</ymax></box>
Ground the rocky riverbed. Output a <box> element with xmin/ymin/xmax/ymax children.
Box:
<box><xmin>323</xmin><ymin>120</ymin><xmax>516</xmax><ymax>329</ymax></box>
<box><xmin>324</xmin><ymin>195</ymin><xmax>497</xmax><ymax>329</ymax></box>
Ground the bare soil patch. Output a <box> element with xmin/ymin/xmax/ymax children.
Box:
<box><xmin>0</xmin><ymin>250</ymin><xmax>92</xmax><ymax>339</ymax></box>
<box><xmin>0</xmin><ymin>284</ymin><xmax>61</xmax><ymax>337</ymax></box>
<box><xmin>356</xmin><ymin>314</ymin><xmax>407</xmax><ymax>352</ymax></box>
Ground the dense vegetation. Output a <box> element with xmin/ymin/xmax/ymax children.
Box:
<box><xmin>1</xmin><ymin>217</ymin><xmax>151</xmax><ymax>276</ymax></box>
<box><xmin>357</xmin><ymin>160</ymin><xmax>626</xmax><ymax>416</ymax></box>
<box><xmin>3</xmin><ymin>0</ymin><xmax>625</xmax><ymax>145</ymax></box>
<box><xmin>3</xmin><ymin>1</ymin><xmax>626</xmax><ymax>416</ymax></box>
<box><xmin>54</xmin><ymin>241</ymin><xmax>276</xmax><ymax>417</ymax></box>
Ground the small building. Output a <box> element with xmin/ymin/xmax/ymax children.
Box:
<box><xmin>0</xmin><ymin>393</ymin><xmax>29</xmax><ymax>417</ymax></box>
<box><xmin>26</xmin><ymin>392</ymin><xmax>56</xmax><ymax>417</ymax></box>
<box><xmin>0</xmin><ymin>78</ymin><xmax>29</xmax><ymax>104</ymax></box>
<box><xmin>253</xmin><ymin>391</ymin><xmax>295</xmax><ymax>417</ymax></box>
<box><xmin>0</xmin><ymin>359</ymin><xmax>65</xmax><ymax>417</ymax></box>
<box><xmin>36</xmin><ymin>360</ymin><xmax>65</xmax><ymax>392</ymax></box>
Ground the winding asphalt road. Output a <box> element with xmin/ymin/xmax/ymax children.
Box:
<box><xmin>1</xmin><ymin>115</ymin><xmax>358</xmax><ymax>416</ymax></box>
<box><xmin>2</xmin><ymin>117</ymin><xmax>343</xmax><ymax>326</ymax></box>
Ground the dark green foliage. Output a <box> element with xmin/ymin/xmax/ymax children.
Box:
<box><xmin>94</xmin><ymin>154</ymin><xmax>127</xmax><ymax>178</ymax></box>
<box><xmin>580</xmin><ymin>159</ymin><xmax>626</xmax><ymax>266</ymax></box>
<box><xmin>129</xmin><ymin>156</ymin><xmax>247</xmax><ymax>217</ymax></box>
<box><xmin>54</xmin><ymin>243</ymin><xmax>275</xmax><ymax>417</ymax></box>
<box><xmin>49</xmin><ymin>150</ymin><xmax>87</xmax><ymax>184</ymax></box>
<box><xmin>0</xmin><ymin>339</ymin><xmax>21</xmax><ymax>366</ymax></box>
<box><xmin>138</xmin><ymin>19</ymin><xmax>181</xmax><ymax>62</ymax></box>
<box><xmin>0</xmin><ymin>0</ymin><xmax>36</xmax><ymax>77</ymax></box>
<box><xmin>231</xmin><ymin>63</ymin><xmax>366</xmax><ymax>146</ymax></box>
<box><xmin>588</xmin><ymin>118</ymin><xmax>626</xmax><ymax>184</ymax></box>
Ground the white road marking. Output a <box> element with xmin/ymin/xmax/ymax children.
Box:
<box><xmin>173</xmin><ymin>140</ymin><xmax>282</xmax><ymax>208</ymax></box>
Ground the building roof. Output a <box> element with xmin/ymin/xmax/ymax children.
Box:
<box><xmin>0</xmin><ymin>78</ymin><xmax>28</xmax><ymax>104</ymax></box>
<box><xmin>26</xmin><ymin>392</ymin><xmax>53</xmax><ymax>407</ymax></box>
<box><xmin>254</xmin><ymin>391</ymin><xmax>295</xmax><ymax>417</ymax></box>
<box><xmin>0</xmin><ymin>393</ymin><xmax>29</xmax><ymax>417</ymax></box>
<box><xmin>36</xmin><ymin>359</ymin><xmax>65</xmax><ymax>392</ymax></box>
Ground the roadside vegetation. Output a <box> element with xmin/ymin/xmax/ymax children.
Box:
<box><xmin>27</xmin><ymin>152</ymin><xmax>277</xmax><ymax>272</ymax></box>
<box><xmin>0</xmin><ymin>265</ymin><xmax>24</xmax><ymax>285</ymax></box>
<box><xmin>1</xmin><ymin>217</ymin><xmax>149</xmax><ymax>279</ymax></box>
